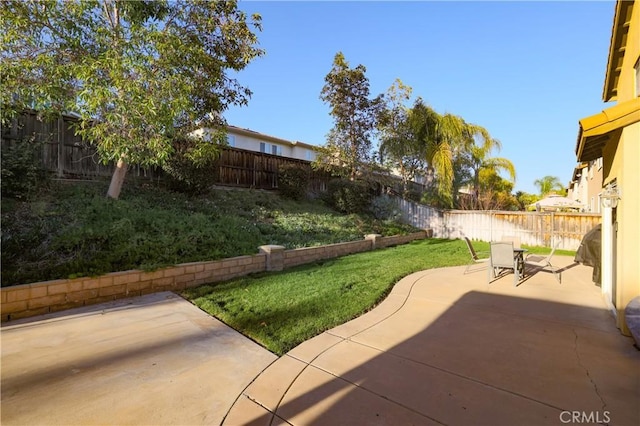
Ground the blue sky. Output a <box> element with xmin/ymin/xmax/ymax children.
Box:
<box><xmin>225</xmin><ymin>1</ymin><xmax>615</xmax><ymax>194</ymax></box>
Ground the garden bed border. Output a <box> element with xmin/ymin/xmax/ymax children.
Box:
<box><xmin>1</xmin><ymin>231</ymin><xmax>429</xmax><ymax>321</ymax></box>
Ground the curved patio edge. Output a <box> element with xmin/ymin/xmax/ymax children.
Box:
<box><xmin>222</xmin><ymin>269</ymin><xmax>433</xmax><ymax>425</ymax></box>
<box><xmin>222</xmin><ymin>258</ymin><xmax>640</xmax><ymax>426</ymax></box>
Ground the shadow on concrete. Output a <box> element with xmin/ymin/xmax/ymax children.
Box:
<box><xmin>232</xmin><ymin>288</ymin><xmax>639</xmax><ymax>426</ymax></box>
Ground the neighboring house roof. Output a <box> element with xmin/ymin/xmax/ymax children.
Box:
<box><xmin>227</xmin><ymin>125</ymin><xmax>319</xmax><ymax>151</ymax></box>
<box><xmin>602</xmin><ymin>0</ymin><xmax>636</xmax><ymax>102</ymax></box>
<box><xmin>569</xmin><ymin>163</ymin><xmax>588</xmax><ymax>187</ymax></box>
<box><xmin>572</xmin><ymin>163</ymin><xmax>588</xmax><ymax>181</ymax></box>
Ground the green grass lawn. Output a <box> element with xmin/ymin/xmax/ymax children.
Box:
<box><xmin>183</xmin><ymin>238</ymin><xmax>468</xmax><ymax>355</ymax></box>
<box><xmin>183</xmin><ymin>238</ymin><xmax>574</xmax><ymax>355</ymax></box>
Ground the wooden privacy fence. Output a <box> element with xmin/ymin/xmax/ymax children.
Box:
<box><xmin>1</xmin><ymin>111</ymin><xmax>329</xmax><ymax>191</ymax></box>
<box><xmin>395</xmin><ymin>198</ymin><xmax>600</xmax><ymax>250</ymax></box>
<box><xmin>214</xmin><ymin>148</ymin><xmax>329</xmax><ymax>191</ymax></box>
<box><xmin>2</xmin><ymin>111</ymin><xmax>163</xmax><ymax>180</ymax></box>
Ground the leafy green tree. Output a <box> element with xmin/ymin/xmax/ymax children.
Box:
<box><xmin>405</xmin><ymin>100</ymin><xmax>442</xmax><ymax>198</ymax></box>
<box><xmin>515</xmin><ymin>191</ymin><xmax>538</xmax><ymax>211</ymax></box>
<box><xmin>377</xmin><ymin>79</ymin><xmax>427</xmax><ymax>197</ymax></box>
<box><xmin>318</xmin><ymin>52</ymin><xmax>383</xmax><ymax>181</ymax></box>
<box><xmin>451</xmin><ymin>149</ymin><xmax>473</xmax><ymax>206</ymax></box>
<box><xmin>475</xmin><ymin>169</ymin><xmax>518</xmax><ymax>210</ymax></box>
<box><xmin>534</xmin><ymin>175</ymin><xmax>565</xmax><ymax>196</ymax></box>
<box><xmin>1</xmin><ymin>0</ymin><xmax>263</xmax><ymax>199</ymax></box>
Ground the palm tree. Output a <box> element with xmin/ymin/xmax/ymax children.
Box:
<box><xmin>466</xmin><ymin>135</ymin><xmax>516</xmax><ymax>208</ymax></box>
<box><xmin>409</xmin><ymin>99</ymin><xmax>471</xmax><ymax>207</ymax></box>
<box><xmin>395</xmin><ymin>98</ymin><xmax>513</xmax><ymax>209</ymax></box>
<box><xmin>534</xmin><ymin>176</ymin><xmax>564</xmax><ymax>196</ymax></box>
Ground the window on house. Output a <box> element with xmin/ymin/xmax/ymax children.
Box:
<box><xmin>305</xmin><ymin>151</ymin><xmax>314</xmax><ymax>161</ymax></box>
<box><xmin>227</xmin><ymin>135</ymin><xmax>235</xmax><ymax>147</ymax></box>
<box><xmin>264</xmin><ymin>144</ymin><xmax>282</xmax><ymax>156</ymax></box>
<box><xmin>259</xmin><ymin>142</ymin><xmax>281</xmax><ymax>155</ymax></box>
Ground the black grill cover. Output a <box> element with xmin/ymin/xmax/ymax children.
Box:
<box><xmin>575</xmin><ymin>224</ymin><xmax>601</xmax><ymax>285</ymax></box>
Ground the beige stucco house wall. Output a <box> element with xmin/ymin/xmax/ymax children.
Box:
<box><xmin>194</xmin><ymin>125</ymin><xmax>318</xmax><ymax>162</ymax></box>
<box><xmin>576</xmin><ymin>0</ymin><xmax>640</xmax><ymax>334</ymax></box>
<box><xmin>585</xmin><ymin>159</ymin><xmax>604</xmax><ymax>213</ymax></box>
<box><xmin>568</xmin><ymin>160</ymin><xmax>603</xmax><ymax>213</ymax></box>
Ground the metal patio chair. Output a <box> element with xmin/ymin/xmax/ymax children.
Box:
<box><xmin>525</xmin><ymin>241</ymin><xmax>561</xmax><ymax>283</ymax></box>
<box><xmin>463</xmin><ymin>237</ymin><xmax>489</xmax><ymax>274</ymax></box>
<box><xmin>488</xmin><ymin>241</ymin><xmax>521</xmax><ymax>286</ymax></box>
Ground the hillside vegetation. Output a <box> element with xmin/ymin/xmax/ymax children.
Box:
<box><xmin>1</xmin><ymin>181</ymin><xmax>418</xmax><ymax>286</ymax></box>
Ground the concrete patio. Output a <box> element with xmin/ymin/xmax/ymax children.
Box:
<box><xmin>2</xmin><ymin>256</ymin><xmax>638</xmax><ymax>425</ymax></box>
<box><xmin>225</xmin><ymin>256</ymin><xmax>639</xmax><ymax>425</ymax></box>
<box><xmin>1</xmin><ymin>292</ymin><xmax>277</xmax><ymax>425</ymax></box>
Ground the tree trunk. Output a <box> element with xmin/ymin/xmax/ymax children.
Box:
<box><xmin>107</xmin><ymin>158</ymin><xmax>128</xmax><ymax>199</ymax></box>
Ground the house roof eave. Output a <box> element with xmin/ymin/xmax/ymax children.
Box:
<box><xmin>226</xmin><ymin>125</ymin><xmax>319</xmax><ymax>151</ymax></box>
<box><xmin>576</xmin><ymin>97</ymin><xmax>640</xmax><ymax>162</ymax></box>
<box><xmin>602</xmin><ymin>0</ymin><xmax>635</xmax><ymax>102</ymax></box>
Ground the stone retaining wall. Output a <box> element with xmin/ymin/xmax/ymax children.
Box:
<box><xmin>283</xmin><ymin>240</ymin><xmax>372</xmax><ymax>269</ymax></box>
<box><xmin>1</xmin><ymin>231</ymin><xmax>428</xmax><ymax>321</ymax></box>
